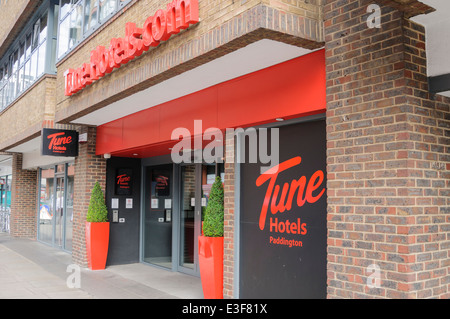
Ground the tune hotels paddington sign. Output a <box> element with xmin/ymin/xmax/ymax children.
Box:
<box><xmin>115</xmin><ymin>168</ymin><xmax>133</xmax><ymax>196</ymax></box>
<box><xmin>239</xmin><ymin>120</ymin><xmax>327</xmax><ymax>299</ymax></box>
<box><xmin>41</xmin><ymin>128</ymin><xmax>79</xmax><ymax>157</ymax></box>
<box><xmin>64</xmin><ymin>0</ymin><xmax>199</xmax><ymax>96</ymax></box>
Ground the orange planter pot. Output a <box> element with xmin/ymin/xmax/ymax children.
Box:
<box><xmin>198</xmin><ymin>235</ymin><xmax>224</xmax><ymax>299</ymax></box>
<box><xmin>85</xmin><ymin>222</ymin><xmax>110</xmax><ymax>270</ymax></box>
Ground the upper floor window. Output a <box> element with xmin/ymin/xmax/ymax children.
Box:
<box><xmin>57</xmin><ymin>0</ymin><xmax>131</xmax><ymax>60</ymax></box>
<box><xmin>0</xmin><ymin>2</ymin><xmax>58</xmax><ymax>112</ymax></box>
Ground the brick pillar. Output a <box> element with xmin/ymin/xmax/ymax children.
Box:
<box><xmin>10</xmin><ymin>153</ymin><xmax>38</xmax><ymax>239</ymax></box>
<box><xmin>325</xmin><ymin>0</ymin><xmax>449</xmax><ymax>298</ymax></box>
<box><xmin>72</xmin><ymin>126</ymin><xmax>106</xmax><ymax>267</ymax></box>
<box><xmin>223</xmin><ymin>131</ymin><xmax>235</xmax><ymax>299</ymax></box>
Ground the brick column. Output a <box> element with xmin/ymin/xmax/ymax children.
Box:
<box><xmin>72</xmin><ymin>126</ymin><xmax>106</xmax><ymax>267</ymax></box>
<box><xmin>10</xmin><ymin>153</ymin><xmax>38</xmax><ymax>239</ymax></box>
<box><xmin>223</xmin><ymin>131</ymin><xmax>235</xmax><ymax>299</ymax></box>
<box><xmin>325</xmin><ymin>0</ymin><xmax>449</xmax><ymax>298</ymax></box>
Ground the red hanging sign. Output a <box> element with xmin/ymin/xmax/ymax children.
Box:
<box><xmin>64</xmin><ymin>0</ymin><xmax>199</xmax><ymax>96</ymax></box>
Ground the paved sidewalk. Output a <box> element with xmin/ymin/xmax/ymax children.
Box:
<box><xmin>0</xmin><ymin>233</ymin><xmax>203</xmax><ymax>299</ymax></box>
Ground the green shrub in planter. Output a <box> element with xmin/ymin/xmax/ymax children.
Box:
<box><xmin>203</xmin><ymin>176</ymin><xmax>224</xmax><ymax>237</ymax></box>
<box><xmin>86</xmin><ymin>182</ymin><xmax>108</xmax><ymax>222</ymax></box>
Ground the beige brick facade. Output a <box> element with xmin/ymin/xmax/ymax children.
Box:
<box><xmin>0</xmin><ymin>75</ymin><xmax>56</xmax><ymax>150</ymax></box>
<box><xmin>55</xmin><ymin>0</ymin><xmax>324</xmax><ymax>123</ymax></box>
<box><xmin>0</xmin><ymin>0</ymin><xmax>42</xmax><ymax>58</ymax></box>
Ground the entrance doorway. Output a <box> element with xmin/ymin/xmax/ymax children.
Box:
<box><xmin>142</xmin><ymin>161</ymin><xmax>224</xmax><ymax>276</ymax></box>
<box><xmin>143</xmin><ymin>164</ymin><xmax>174</xmax><ymax>269</ymax></box>
<box><xmin>38</xmin><ymin>163</ymin><xmax>74</xmax><ymax>251</ymax></box>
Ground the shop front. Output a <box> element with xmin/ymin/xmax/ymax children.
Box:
<box><xmin>105</xmin><ymin>154</ymin><xmax>225</xmax><ymax>277</ymax></box>
<box><xmin>96</xmin><ymin>48</ymin><xmax>327</xmax><ymax>297</ymax></box>
<box><xmin>0</xmin><ymin>0</ymin><xmax>448</xmax><ymax>300</ymax></box>
<box><xmin>36</xmin><ymin>128</ymin><xmax>79</xmax><ymax>250</ymax></box>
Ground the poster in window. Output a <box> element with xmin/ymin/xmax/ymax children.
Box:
<box><xmin>115</xmin><ymin>168</ymin><xmax>133</xmax><ymax>195</ymax></box>
<box><xmin>152</xmin><ymin>174</ymin><xmax>170</xmax><ymax>197</ymax></box>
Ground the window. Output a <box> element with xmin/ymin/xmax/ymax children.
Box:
<box><xmin>0</xmin><ymin>68</ymin><xmax>3</xmax><ymax>107</ymax></box>
<box><xmin>40</xmin><ymin>12</ymin><xmax>48</xmax><ymax>42</ymax></box>
<box><xmin>99</xmin><ymin>0</ymin><xmax>116</xmax><ymax>22</ymax></box>
<box><xmin>24</xmin><ymin>35</ymin><xmax>32</xmax><ymax>89</ymax></box>
<box><xmin>18</xmin><ymin>45</ymin><xmax>25</xmax><ymax>94</ymax></box>
<box><xmin>58</xmin><ymin>14</ymin><xmax>70</xmax><ymax>58</ymax></box>
<box><xmin>32</xmin><ymin>21</ymin><xmax>40</xmax><ymax>52</ymax></box>
<box><xmin>0</xmin><ymin>2</ymin><xmax>56</xmax><ymax>111</ymax></box>
<box><xmin>0</xmin><ymin>175</ymin><xmax>11</xmax><ymax>211</ymax></box>
<box><xmin>84</xmin><ymin>0</ymin><xmax>98</xmax><ymax>32</ymax></box>
<box><xmin>39</xmin><ymin>168</ymin><xmax>54</xmax><ymax>245</ymax></box>
<box><xmin>69</xmin><ymin>1</ymin><xmax>82</xmax><ymax>49</ymax></box>
<box><xmin>60</xmin><ymin>0</ymin><xmax>71</xmax><ymax>17</ymax></box>
<box><xmin>57</xmin><ymin>0</ymin><xmax>131</xmax><ymax>60</ymax></box>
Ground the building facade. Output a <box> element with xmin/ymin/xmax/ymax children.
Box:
<box><xmin>0</xmin><ymin>0</ymin><xmax>448</xmax><ymax>299</ymax></box>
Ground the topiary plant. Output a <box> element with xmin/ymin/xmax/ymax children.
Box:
<box><xmin>86</xmin><ymin>182</ymin><xmax>108</xmax><ymax>222</ymax></box>
<box><xmin>202</xmin><ymin>176</ymin><xmax>224</xmax><ymax>237</ymax></box>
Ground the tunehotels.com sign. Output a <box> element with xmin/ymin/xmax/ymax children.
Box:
<box><xmin>64</xmin><ymin>0</ymin><xmax>199</xmax><ymax>96</ymax></box>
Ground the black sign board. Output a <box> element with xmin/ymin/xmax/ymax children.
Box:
<box><xmin>239</xmin><ymin>120</ymin><xmax>327</xmax><ymax>299</ymax></box>
<box><xmin>41</xmin><ymin>128</ymin><xmax>79</xmax><ymax>157</ymax></box>
<box><xmin>115</xmin><ymin>168</ymin><xmax>133</xmax><ymax>195</ymax></box>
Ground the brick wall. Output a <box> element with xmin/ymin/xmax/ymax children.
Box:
<box><xmin>72</xmin><ymin>126</ymin><xmax>106</xmax><ymax>267</ymax></box>
<box><xmin>223</xmin><ymin>130</ymin><xmax>236</xmax><ymax>298</ymax></box>
<box><xmin>10</xmin><ymin>153</ymin><xmax>38</xmax><ymax>239</ymax></box>
<box><xmin>325</xmin><ymin>0</ymin><xmax>449</xmax><ymax>298</ymax></box>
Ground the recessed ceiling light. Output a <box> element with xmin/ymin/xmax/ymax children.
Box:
<box><xmin>133</xmin><ymin>153</ymin><xmax>139</xmax><ymax>156</ymax></box>
<box><xmin>276</xmin><ymin>118</ymin><xmax>284</xmax><ymax>122</ymax></box>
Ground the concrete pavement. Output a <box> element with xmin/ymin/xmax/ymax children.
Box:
<box><xmin>0</xmin><ymin>232</ymin><xmax>203</xmax><ymax>299</ymax></box>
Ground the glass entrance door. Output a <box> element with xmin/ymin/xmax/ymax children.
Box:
<box><xmin>55</xmin><ymin>176</ymin><xmax>65</xmax><ymax>248</ymax></box>
<box><xmin>39</xmin><ymin>168</ymin><xmax>54</xmax><ymax>245</ymax></box>
<box><xmin>178</xmin><ymin>163</ymin><xmax>220</xmax><ymax>276</ymax></box>
<box><xmin>179</xmin><ymin>164</ymin><xmax>198</xmax><ymax>273</ymax></box>
<box><xmin>143</xmin><ymin>164</ymin><xmax>173</xmax><ymax>268</ymax></box>
<box><xmin>38</xmin><ymin>163</ymin><xmax>74</xmax><ymax>251</ymax></box>
<box><xmin>141</xmin><ymin>162</ymin><xmax>224</xmax><ymax>276</ymax></box>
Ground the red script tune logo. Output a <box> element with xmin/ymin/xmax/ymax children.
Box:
<box><xmin>47</xmin><ymin>132</ymin><xmax>73</xmax><ymax>153</ymax></box>
<box><xmin>256</xmin><ymin>156</ymin><xmax>325</xmax><ymax>231</ymax></box>
<box><xmin>117</xmin><ymin>174</ymin><xmax>131</xmax><ymax>186</ymax></box>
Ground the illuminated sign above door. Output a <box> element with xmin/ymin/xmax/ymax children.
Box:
<box><xmin>64</xmin><ymin>0</ymin><xmax>199</xmax><ymax>96</ymax></box>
